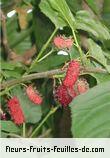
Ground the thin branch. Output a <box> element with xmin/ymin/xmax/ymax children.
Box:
<box><xmin>0</xmin><ymin>10</ymin><xmax>13</xmax><ymax>59</ymax></box>
<box><xmin>0</xmin><ymin>67</ymin><xmax>108</xmax><ymax>91</ymax></box>
<box><xmin>81</xmin><ymin>67</ymin><xmax>108</xmax><ymax>74</ymax></box>
<box><xmin>0</xmin><ymin>69</ymin><xmax>65</xmax><ymax>90</ymax></box>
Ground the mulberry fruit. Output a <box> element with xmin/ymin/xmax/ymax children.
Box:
<box><xmin>53</xmin><ymin>35</ymin><xmax>73</xmax><ymax>49</ymax></box>
<box><xmin>76</xmin><ymin>78</ymin><xmax>89</xmax><ymax>95</ymax></box>
<box><xmin>55</xmin><ymin>84</ymin><xmax>72</xmax><ymax>107</ymax></box>
<box><xmin>26</xmin><ymin>85</ymin><xmax>43</xmax><ymax>105</ymax></box>
<box><xmin>8</xmin><ymin>96</ymin><xmax>25</xmax><ymax>125</ymax></box>
<box><xmin>67</xmin><ymin>86</ymin><xmax>76</xmax><ymax>98</ymax></box>
<box><xmin>63</xmin><ymin>60</ymin><xmax>80</xmax><ymax>87</ymax></box>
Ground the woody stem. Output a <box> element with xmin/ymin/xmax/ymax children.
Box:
<box><xmin>0</xmin><ymin>67</ymin><xmax>108</xmax><ymax>93</ymax></box>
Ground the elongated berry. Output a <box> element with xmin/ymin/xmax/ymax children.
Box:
<box><xmin>26</xmin><ymin>86</ymin><xmax>43</xmax><ymax>105</ymax></box>
<box><xmin>55</xmin><ymin>84</ymin><xmax>73</xmax><ymax>107</ymax></box>
<box><xmin>63</xmin><ymin>60</ymin><xmax>80</xmax><ymax>87</ymax></box>
<box><xmin>8</xmin><ymin>96</ymin><xmax>25</xmax><ymax>125</ymax></box>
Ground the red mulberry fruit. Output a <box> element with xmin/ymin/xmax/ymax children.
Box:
<box><xmin>26</xmin><ymin>85</ymin><xmax>43</xmax><ymax>105</ymax></box>
<box><xmin>8</xmin><ymin>96</ymin><xmax>25</xmax><ymax>125</ymax></box>
<box><xmin>53</xmin><ymin>35</ymin><xmax>73</xmax><ymax>49</ymax></box>
<box><xmin>55</xmin><ymin>84</ymin><xmax>73</xmax><ymax>107</ymax></box>
<box><xmin>64</xmin><ymin>38</ymin><xmax>73</xmax><ymax>49</ymax></box>
<box><xmin>67</xmin><ymin>86</ymin><xmax>76</xmax><ymax>98</ymax></box>
<box><xmin>63</xmin><ymin>60</ymin><xmax>80</xmax><ymax>87</ymax></box>
<box><xmin>75</xmin><ymin>78</ymin><xmax>89</xmax><ymax>95</ymax></box>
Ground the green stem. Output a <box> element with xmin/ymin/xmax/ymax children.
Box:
<box><xmin>72</xmin><ymin>29</ymin><xmax>84</xmax><ymax>65</ymax></box>
<box><xmin>69</xmin><ymin>50</ymin><xmax>72</xmax><ymax>60</ymax></box>
<box><xmin>29</xmin><ymin>106</ymin><xmax>59</xmax><ymax>138</ymax></box>
<box><xmin>53</xmin><ymin>3</ymin><xmax>84</xmax><ymax>64</ymax></box>
<box><xmin>23</xmin><ymin>123</ymin><xmax>26</xmax><ymax>137</ymax></box>
<box><xmin>29</xmin><ymin>28</ymin><xmax>58</xmax><ymax>70</ymax></box>
<box><xmin>0</xmin><ymin>87</ymin><xmax>13</xmax><ymax>96</ymax></box>
<box><xmin>37</xmin><ymin>49</ymin><xmax>54</xmax><ymax>63</ymax></box>
<box><xmin>53</xmin><ymin>74</ymin><xmax>64</xmax><ymax>78</ymax></box>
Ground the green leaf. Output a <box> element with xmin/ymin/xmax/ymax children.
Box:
<box><xmin>88</xmin><ymin>39</ymin><xmax>106</xmax><ymax>64</ymax></box>
<box><xmin>11</xmin><ymin>86</ymin><xmax>42</xmax><ymax>124</ymax></box>
<box><xmin>39</xmin><ymin>0</ymin><xmax>76</xmax><ymax>29</ymax></box>
<box><xmin>76</xmin><ymin>10</ymin><xmax>110</xmax><ymax>40</ymax></box>
<box><xmin>93</xmin><ymin>73</ymin><xmax>110</xmax><ymax>84</ymax></box>
<box><xmin>66</xmin><ymin>0</ymin><xmax>82</xmax><ymax>14</ymax></box>
<box><xmin>7</xmin><ymin>15</ymin><xmax>33</xmax><ymax>55</ymax></box>
<box><xmin>104</xmin><ymin>51</ymin><xmax>110</xmax><ymax>60</ymax></box>
<box><xmin>85</xmin><ymin>0</ymin><xmax>99</xmax><ymax>15</ymax></box>
<box><xmin>1</xmin><ymin>61</ymin><xmax>22</xmax><ymax>70</ymax></box>
<box><xmin>33</xmin><ymin>5</ymin><xmax>54</xmax><ymax>51</ymax></box>
<box><xmin>1</xmin><ymin>61</ymin><xmax>24</xmax><ymax>79</ymax></box>
<box><xmin>70</xmin><ymin>81</ymin><xmax>110</xmax><ymax>138</ymax></box>
<box><xmin>3</xmin><ymin>70</ymin><xmax>22</xmax><ymax>78</ymax></box>
<box><xmin>0</xmin><ymin>132</ymin><xmax>8</xmax><ymax>138</ymax></box>
<box><xmin>102</xmin><ymin>0</ymin><xmax>110</xmax><ymax>29</ymax></box>
<box><xmin>88</xmin><ymin>39</ymin><xmax>108</xmax><ymax>69</ymax></box>
<box><xmin>30</xmin><ymin>54</ymin><xmax>69</xmax><ymax>72</ymax></box>
<box><xmin>39</xmin><ymin>0</ymin><xmax>67</xmax><ymax>28</ymax></box>
<box><xmin>70</xmin><ymin>46</ymin><xmax>80</xmax><ymax>59</ymax></box>
<box><xmin>1</xmin><ymin>121</ymin><xmax>20</xmax><ymax>133</ymax></box>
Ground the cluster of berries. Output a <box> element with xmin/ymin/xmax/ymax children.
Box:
<box><xmin>7</xmin><ymin>86</ymin><xmax>43</xmax><ymax>125</ymax></box>
<box><xmin>55</xmin><ymin>60</ymin><xmax>89</xmax><ymax>107</ymax></box>
<box><xmin>3</xmin><ymin>35</ymin><xmax>89</xmax><ymax>124</ymax></box>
